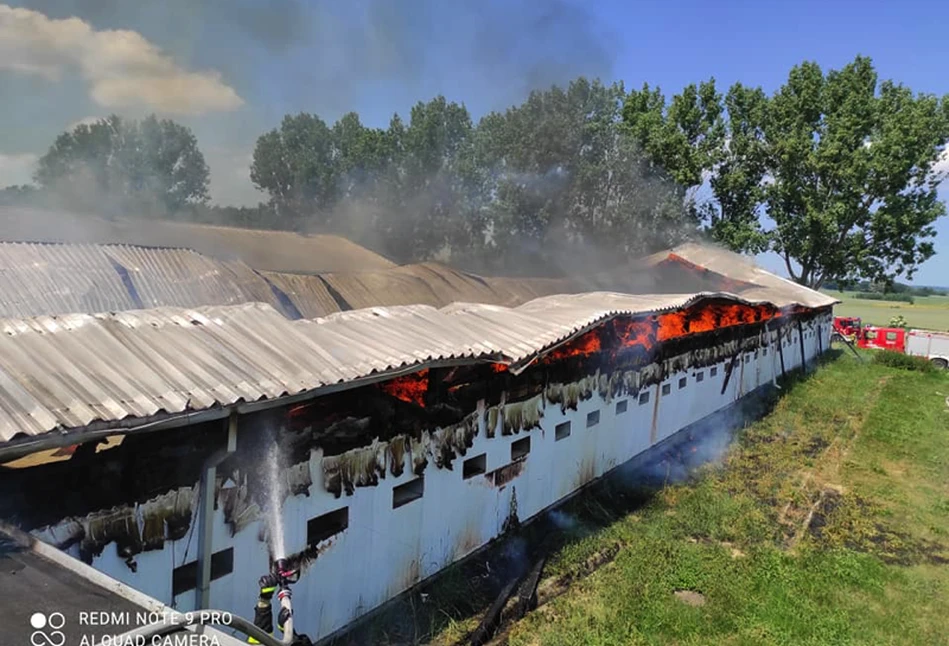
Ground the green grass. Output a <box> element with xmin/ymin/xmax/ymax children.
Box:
<box><xmin>828</xmin><ymin>291</ymin><xmax>949</xmax><ymax>330</ymax></box>
<box><xmin>500</xmin><ymin>354</ymin><xmax>949</xmax><ymax>646</ymax></box>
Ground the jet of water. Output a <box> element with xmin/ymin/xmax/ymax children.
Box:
<box><xmin>264</xmin><ymin>442</ymin><xmax>286</xmax><ymax>560</ymax></box>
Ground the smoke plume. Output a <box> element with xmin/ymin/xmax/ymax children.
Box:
<box><xmin>0</xmin><ymin>0</ymin><xmax>707</xmax><ymax>282</ymax></box>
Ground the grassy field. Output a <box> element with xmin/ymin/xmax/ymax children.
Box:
<box><xmin>827</xmin><ymin>291</ymin><xmax>949</xmax><ymax>330</ymax></box>
<box><xmin>464</xmin><ymin>353</ymin><xmax>949</xmax><ymax>646</ymax></box>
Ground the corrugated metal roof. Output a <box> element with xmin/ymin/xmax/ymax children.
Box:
<box><xmin>482</xmin><ymin>275</ymin><xmax>578</xmax><ymax>305</ymax></box>
<box><xmin>258</xmin><ymin>271</ymin><xmax>340</xmax><ymax>318</ymax></box>
<box><xmin>0</xmin><ymin>289</ymin><xmax>820</xmax><ymax>444</ymax></box>
<box><xmin>0</xmin><ymin>242</ymin><xmax>575</xmax><ymax>321</ymax></box>
<box><xmin>0</xmin><ymin>303</ymin><xmax>348</xmax><ymax>442</ymax></box>
<box><xmin>0</xmin><ymin>206</ymin><xmax>396</xmax><ymax>274</ymax></box>
<box><xmin>318</xmin><ymin>262</ymin><xmax>574</xmax><ymax>312</ymax></box>
<box><xmin>662</xmin><ymin>243</ymin><xmax>839</xmax><ymax>309</ymax></box>
<box><xmin>0</xmin><ymin>242</ymin><xmax>137</xmax><ymax>316</ymax></box>
<box><xmin>0</xmin><ymin>242</ymin><xmax>291</xmax><ymax>318</ymax></box>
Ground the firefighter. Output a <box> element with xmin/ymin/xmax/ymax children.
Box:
<box><xmin>250</xmin><ymin>569</ymin><xmax>313</xmax><ymax>645</ymax></box>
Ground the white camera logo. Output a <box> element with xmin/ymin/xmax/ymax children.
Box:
<box><xmin>30</xmin><ymin>612</ymin><xmax>66</xmax><ymax>646</ymax></box>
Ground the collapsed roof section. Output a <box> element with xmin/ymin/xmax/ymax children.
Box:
<box><xmin>0</xmin><ymin>237</ymin><xmax>836</xmax><ymax>321</ymax></box>
<box><xmin>0</xmin><ymin>286</ymin><xmax>833</xmax><ymax>449</ymax></box>
<box><xmin>0</xmin><ymin>241</ymin><xmax>573</xmax><ymax>320</ymax></box>
<box><xmin>262</xmin><ymin>262</ymin><xmax>573</xmax><ymax>319</ymax></box>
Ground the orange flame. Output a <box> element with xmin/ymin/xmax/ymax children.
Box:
<box><xmin>612</xmin><ymin>318</ymin><xmax>656</xmax><ymax>349</ymax></box>
<box><xmin>547</xmin><ymin>331</ymin><xmax>602</xmax><ymax>361</ymax></box>
<box><xmin>656</xmin><ymin>302</ymin><xmax>776</xmax><ymax>341</ymax></box>
<box><xmin>543</xmin><ymin>300</ymin><xmax>780</xmax><ymax>363</ymax></box>
<box><xmin>491</xmin><ymin>363</ymin><xmax>509</xmax><ymax>373</ymax></box>
<box><xmin>379</xmin><ymin>369</ymin><xmax>429</xmax><ymax>407</ymax></box>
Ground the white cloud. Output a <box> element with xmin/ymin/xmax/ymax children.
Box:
<box><xmin>0</xmin><ymin>152</ymin><xmax>39</xmax><ymax>186</ymax></box>
<box><xmin>0</xmin><ymin>4</ymin><xmax>243</xmax><ymax>115</ymax></box>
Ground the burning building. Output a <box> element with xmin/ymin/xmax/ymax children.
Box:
<box><xmin>0</xmin><ymin>238</ymin><xmax>836</xmax><ymax>643</ymax></box>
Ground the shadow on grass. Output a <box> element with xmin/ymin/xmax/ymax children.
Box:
<box><xmin>325</xmin><ymin>358</ymin><xmax>835</xmax><ymax>646</ymax></box>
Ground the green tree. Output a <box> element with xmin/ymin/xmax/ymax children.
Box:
<box><xmin>248</xmin><ymin>78</ymin><xmax>695</xmax><ymax>270</ymax></box>
<box><xmin>250</xmin><ymin>98</ymin><xmax>477</xmax><ymax>260</ymax></box>
<box><xmin>476</xmin><ymin>77</ymin><xmax>693</xmax><ymax>273</ymax></box>
<box><xmin>623</xmin><ymin>80</ymin><xmax>724</xmax><ymax>190</ymax></box>
<box><xmin>763</xmin><ymin>57</ymin><xmax>948</xmax><ymax>287</ymax></box>
<box><xmin>623</xmin><ymin>80</ymin><xmax>772</xmax><ymax>253</ymax></box>
<box><xmin>250</xmin><ymin>113</ymin><xmax>344</xmax><ymax>227</ymax></box>
<box><xmin>35</xmin><ymin>115</ymin><xmax>210</xmax><ymax>214</ymax></box>
<box><xmin>332</xmin><ymin>112</ymin><xmax>393</xmax><ymax>199</ymax></box>
<box><xmin>383</xmin><ymin>96</ymin><xmax>478</xmax><ymax>262</ymax></box>
<box><xmin>624</xmin><ymin>56</ymin><xmax>949</xmax><ymax>288</ymax></box>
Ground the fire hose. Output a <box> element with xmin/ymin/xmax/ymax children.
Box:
<box><xmin>275</xmin><ymin>586</ymin><xmax>295</xmax><ymax>644</ymax></box>
<box><xmin>270</xmin><ymin>558</ymin><xmax>298</xmax><ymax>645</ymax></box>
<box><xmin>94</xmin><ymin>610</ymin><xmax>286</xmax><ymax>646</ymax></box>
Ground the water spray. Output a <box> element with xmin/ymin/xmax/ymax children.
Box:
<box><xmin>259</xmin><ymin>435</ymin><xmax>299</xmax><ymax>643</ymax></box>
<box><xmin>264</xmin><ymin>442</ymin><xmax>287</xmax><ymax>562</ymax></box>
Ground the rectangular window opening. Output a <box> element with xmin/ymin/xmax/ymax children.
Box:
<box><xmin>662</xmin><ymin>383</ymin><xmax>671</xmax><ymax>396</ymax></box>
<box><xmin>638</xmin><ymin>391</ymin><xmax>650</xmax><ymax>405</ymax></box>
<box><xmin>710</xmin><ymin>367</ymin><xmax>718</xmax><ymax>377</ymax></box>
<box><xmin>678</xmin><ymin>377</ymin><xmax>687</xmax><ymax>390</ymax></box>
<box><xmin>307</xmin><ymin>507</ymin><xmax>349</xmax><ymax>546</ymax></box>
<box><xmin>172</xmin><ymin>547</ymin><xmax>234</xmax><ymax>597</ymax></box>
<box><xmin>696</xmin><ymin>371</ymin><xmax>704</xmax><ymax>383</ymax></box>
<box><xmin>463</xmin><ymin>453</ymin><xmax>487</xmax><ymax>479</ymax></box>
<box><xmin>555</xmin><ymin>421</ymin><xmax>571</xmax><ymax>441</ymax></box>
<box><xmin>511</xmin><ymin>436</ymin><xmax>530</xmax><ymax>460</ymax></box>
<box><xmin>615</xmin><ymin>399</ymin><xmax>628</xmax><ymax>415</ymax></box>
<box><xmin>586</xmin><ymin>410</ymin><xmax>600</xmax><ymax>427</ymax></box>
<box><xmin>393</xmin><ymin>477</ymin><xmax>424</xmax><ymax>509</ymax></box>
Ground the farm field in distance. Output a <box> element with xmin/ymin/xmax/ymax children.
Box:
<box><xmin>434</xmin><ymin>352</ymin><xmax>949</xmax><ymax>646</ymax></box>
<box><xmin>827</xmin><ymin>291</ymin><xmax>949</xmax><ymax>331</ymax></box>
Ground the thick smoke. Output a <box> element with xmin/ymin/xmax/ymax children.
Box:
<box><xmin>320</xmin><ymin>150</ymin><xmax>697</xmax><ymax>280</ymax></box>
<box><xmin>10</xmin><ymin>0</ymin><xmax>309</xmax><ymax>53</ymax></box>
<box><xmin>1</xmin><ymin>0</ymin><xmax>704</xmax><ymax>282</ymax></box>
<box><xmin>268</xmin><ymin>0</ymin><xmax>616</xmax><ymax>118</ymax></box>
<box><xmin>12</xmin><ymin>0</ymin><xmax>614</xmax><ymax>116</ymax></box>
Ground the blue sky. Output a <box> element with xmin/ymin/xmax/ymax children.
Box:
<box><xmin>0</xmin><ymin>0</ymin><xmax>946</xmax><ymax>284</ymax></box>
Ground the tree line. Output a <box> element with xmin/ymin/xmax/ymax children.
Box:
<box><xmin>3</xmin><ymin>56</ymin><xmax>948</xmax><ymax>286</ymax></box>
<box><xmin>824</xmin><ymin>278</ymin><xmax>947</xmax><ymax>305</ymax></box>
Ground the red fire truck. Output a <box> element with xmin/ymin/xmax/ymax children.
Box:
<box><xmin>831</xmin><ymin>317</ymin><xmax>862</xmax><ymax>342</ymax></box>
<box><xmin>833</xmin><ymin>316</ymin><xmax>949</xmax><ymax>369</ymax></box>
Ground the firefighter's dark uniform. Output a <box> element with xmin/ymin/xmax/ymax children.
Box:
<box><xmin>249</xmin><ymin>575</ymin><xmax>312</xmax><ymax>645</ymax></box>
